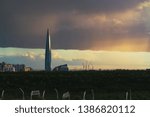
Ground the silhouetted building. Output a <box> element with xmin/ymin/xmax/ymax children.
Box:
<box><xmin>0</xmin><ymin>62</ymin><xmax>5</xmax><ymax>72</ymax></box>
<box><xmin>45</xmin><ymin>29</ymin><xmax>51</xmax><ymax>71</ymax></box>
<box><xmin>0</xmin><ymin>63</ymin><xmax>3</xmax><ymax>72</ymax></box>
<box><xmin>53</xmin><ymin>64</ymin><xmax>69</xmax><ymax>71</ymax></box>
<box><xmin>13</xmin><ymin>64</ymin><xmax>25</xmax><ymax>72</ymax></box>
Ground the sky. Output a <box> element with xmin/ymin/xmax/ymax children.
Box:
<box><xmin>0</xmin><ymin>0</ymin><xmax>150</xmax><ymax>70</ymax></box>
<box><xmin>0</xmin><ymin>48</ymin><xmax>150</xmax><ymax>70</ymax></box>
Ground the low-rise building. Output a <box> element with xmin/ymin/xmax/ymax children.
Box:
<box><xmin>3</xmin><ymin>64</ymin><xmax>15</xmax><ymax>72</ymax></box>
<box><xmin>0</xmin><ymin>62</ymin><xmax>32</xmax><ymax>72</ymax></box>
<box><xmin>53</xmin><ymin>64</ymin><xmax>69</xmax><ymax>71</ymax></box>
<box><xmin>0</xmin><ymin>62</ymin><xmax>5</xmax><ymax>72</ymax></box>
<box><xmin>25</xmin><ymin>67</ymin><xmax>32</xmax><ymax>72</ymax></box>
<box><xmin>0</xmin><ymin>63</ymin><xmax>3</xmax><ymax>72</ymax></box>
<box><xmin>13</xmin><ymin>64</ymin><xmax>25</xmax><ymax>72</ymax></box>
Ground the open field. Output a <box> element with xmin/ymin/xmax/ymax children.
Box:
<box><xmin>0</xmin><ymin>70</ymin><xmax>150</xmax><ymax>100</ymax></box>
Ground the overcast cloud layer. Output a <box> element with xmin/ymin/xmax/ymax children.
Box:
<box><xmin>1</xmin><ymin>0</ymin><xmax>150</xmax><ymax>51</ymax></box>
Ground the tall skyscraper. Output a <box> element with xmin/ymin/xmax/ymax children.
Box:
<box><xmin>45</xmin><ymin>29</ymin><xmax>51</xmax><ymax>71</ymax></box>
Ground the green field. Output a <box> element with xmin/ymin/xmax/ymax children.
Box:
<box><xmin>0</xmin><ymin>70</ymin><xmax>150</xmax><ymax>100</ymax></box>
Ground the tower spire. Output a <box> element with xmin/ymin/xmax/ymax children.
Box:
<box><xmin>45</xmin><ymin>28</ymin><xmax>51</xmax><ymax>71</ymax></box>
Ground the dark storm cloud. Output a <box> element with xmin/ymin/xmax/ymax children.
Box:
<box><xmin>0</xmin><ymin>0</ymin><xmax>149</xmax><ymax>51</ymax></box>
<box><xmin>0</xmin><ymin>0</ymin><xmax>144</xmax><ymax>14</ymax></box>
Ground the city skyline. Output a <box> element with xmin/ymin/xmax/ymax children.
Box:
<box><xmin>0</xmin><ymin>47</ymin><xmax>150</xmax><ymax>70</ymax></box>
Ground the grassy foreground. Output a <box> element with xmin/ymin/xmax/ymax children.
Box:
<box><xmin>0</xmin><ymin>70</ymin><xmax>150</xmax><ymax>100</ymax></box>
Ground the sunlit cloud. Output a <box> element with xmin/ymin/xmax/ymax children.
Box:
<box><xmin>52</xmin><ymin>51</ymin><xmax>61</xmax><ymax>59</ymax></box>
<box><xmin>23</xmin><ymin>52</ymin><xmax>36</xmax><ymax>60</ymax></box>
<box><xmin>137</xmin><ymin>1</ymin><xmax>150</xmax><ymax>10</ymax></box>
